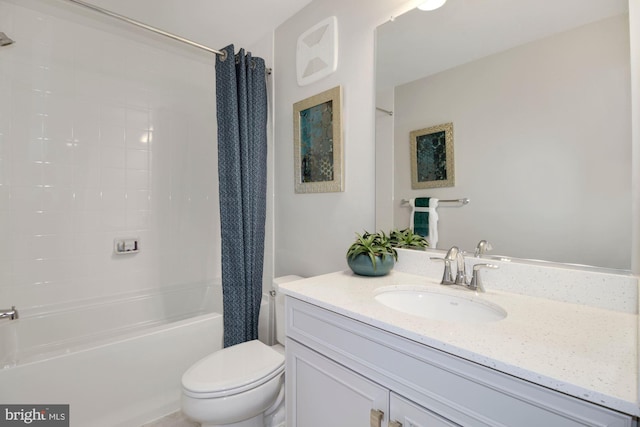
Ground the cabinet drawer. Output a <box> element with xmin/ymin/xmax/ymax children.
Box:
<box><xmin>286</xmin><ymin>297</ymin><xmax>634</xmax><ymax>427</ymax></box>
<box><xmin>391</xmin><ymin>393</ymin><xmax>460</xmax><ymax>427</ymax></box>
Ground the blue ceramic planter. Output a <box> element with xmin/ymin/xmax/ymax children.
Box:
<box><xmin>347</xmin><ymin>254</ymin><xmax>395</xmax><ymax>277</ymax></box>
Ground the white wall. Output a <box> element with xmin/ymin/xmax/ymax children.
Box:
<box><xmin>273</xmin><ymin>0</ymin><xmax>413</xmax><ymax>277</ymax></box>
<box><xmin>0</xmin><ymin>0</ymin><xmax>219</xmax><ymax>311</ymax></box>
<box><xmin>392</xmin><ymin>15</ymin><xmax>631</xmax><ymax>269</ymax></box>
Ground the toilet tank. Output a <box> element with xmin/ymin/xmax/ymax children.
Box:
<box><xmin>273</xmin><ymin>275</ymin><xmax>303</xmax><ymax>345</ymax></box>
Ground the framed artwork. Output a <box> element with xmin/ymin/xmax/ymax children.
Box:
<box><xmin>410</xmin><ymin>122</ymin><xmax>454</xmax><ymax>189</ymax></box>
<box><xmin>293</xmin><ymin>86</ymin><xmax>344</xmax><ymax>193</ymax></box>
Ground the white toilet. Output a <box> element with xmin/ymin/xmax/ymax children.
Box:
<box><xmin>181</xmin><ymin>275</ymin><xmax>302</xmax><ymax>427</ymax></box>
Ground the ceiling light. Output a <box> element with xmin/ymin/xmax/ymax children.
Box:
<box><xmin>417</xmin><ymin>0</ymin><xmax>447</xmax><ymax>11</ymax></box>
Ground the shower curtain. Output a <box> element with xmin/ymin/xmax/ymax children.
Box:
<box><xmin>216</xmin><ymin>44</ymin><xmax>268</xmax><ymax>348</ymax></box>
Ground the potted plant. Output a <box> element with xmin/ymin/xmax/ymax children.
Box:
<box><xmin>346</xmin><ymin>231</ymin><xmax>398</xmax><ymax>276</ymax></box>
<box><xmin>389</xmin><ymin>228</ymin><xmax>429</xmax><ymax>250</ymax></box>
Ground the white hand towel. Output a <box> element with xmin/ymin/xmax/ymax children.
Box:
<box><xmin>428</xmin><ymin>198</ymin><xmax>439</xmax><ymax>248</ymax></box>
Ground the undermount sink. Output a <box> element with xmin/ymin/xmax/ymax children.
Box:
<box><xmin>374</xmin><ymin>287</ymin><xmax>507</xmax><ymax>323</ymax></box>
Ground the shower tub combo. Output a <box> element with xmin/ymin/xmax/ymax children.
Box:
<box><xmin>0</xmin><ymin>1</ymin><xmax>237</xmax><ymax>425</ymax></box>
<box><xmin>0</xmin><ymin>283</ymin><xmax>222</xmax><ymax>426</ymax></box>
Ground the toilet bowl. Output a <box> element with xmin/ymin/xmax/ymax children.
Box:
<box><xmin>181</xmin><ymin>275</ymin><xmax>302</xmax><ymax>427</ymax></box>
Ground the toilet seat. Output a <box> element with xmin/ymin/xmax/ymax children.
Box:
<box><xmin>182</xmin><ymin>340</ymin><xmax>285</xmax><ymax>399</ymax></box>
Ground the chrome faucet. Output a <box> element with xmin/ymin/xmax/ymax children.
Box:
<box><xmin>0</xmin><ymin>306</ymin><xmax>18</xmax><ymax>320</ymax></box>
<box><xmin>474</xmin><ymin>240</ymin><xmax>492</xmax><ymax>257</ymax></box>
<box><xmin>452</xmin><ymin>248</ymin><xmax>467</xmax><ymax>286</ymax></box>
<box><xmin>432</xmin><ymin>246</ymin><xmax>466</xmax><ymax>286</ymax></box>
<box><xmin>433</xmin><ymin>246</ymin><xmax>498</xmax><ymax>292</ymax></box>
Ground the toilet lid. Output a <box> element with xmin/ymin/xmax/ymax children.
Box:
<box><xmin>182</xmin><ymin>340</ymin><xmax>285</xmax><ymax>397</ymax></box>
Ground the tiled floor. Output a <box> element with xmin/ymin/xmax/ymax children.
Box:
<box><xmin>141</xmin><ymin>411</ymin><xmax>199</xmax><ymax>427</ymax></box>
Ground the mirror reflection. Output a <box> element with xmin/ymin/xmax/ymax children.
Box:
<box><xmin>375</xmin><ymin>0</ymin><xmax>631</xmax><ymax>270</ymax></box>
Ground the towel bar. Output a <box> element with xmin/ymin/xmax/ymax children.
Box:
<box><xmin>401</xmin><ymin>198</ymin><xmax>469</xmax><ymax>206</ymax></box>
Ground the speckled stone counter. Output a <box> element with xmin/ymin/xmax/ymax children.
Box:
<box><xmin>279</xmin><ymin>269</ymin><xmax>639</xmax><ymax>417</ymax></box>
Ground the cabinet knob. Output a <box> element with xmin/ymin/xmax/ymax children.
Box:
<box><xmin>370</xmin><ymin>409</ymin><xmax>384</xmax><ymax>427</ymax></box>
<box><xmin>389</xmin><ymin>421</ymin><xmax>403</xmax><ymax>427</ymax></box>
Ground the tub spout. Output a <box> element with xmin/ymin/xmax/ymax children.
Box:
<box><xmin>0</xmin><ymin>306</ymin><xmax>18</xmax><ymax>320</ymax></box>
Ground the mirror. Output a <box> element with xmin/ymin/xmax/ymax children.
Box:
<box><xmin>375</xmin><ymin>0</ymin><xmax>631</xmax><ymax>270</ymax></box>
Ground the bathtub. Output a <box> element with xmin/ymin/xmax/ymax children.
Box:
<box><xmin>0</xmin><ymin>282</ymin><xmax>223</xmax><ymax>426</ymax></box>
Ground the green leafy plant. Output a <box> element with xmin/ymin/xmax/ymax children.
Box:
<box><xmin>389</xmin><ymin>228</ymin><xmax>429</xmax><ymax>250</ymax></box>
<box><xmin>346</xmin><ymin>231</ymin><xmax>398</xmax><ymax>269</ymax></box>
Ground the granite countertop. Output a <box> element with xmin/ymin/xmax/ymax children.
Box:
<box><xmin>279</xmin><ymin>270</ymin><xmax>639</xmax><ymax>416</ymax></box>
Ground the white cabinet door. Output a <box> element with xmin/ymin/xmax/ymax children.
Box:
<box><xmin>389</xmin><ymin>393</ymin><xmax>460</xmax><ymax>427</ymax></box>
<box><xmin>287</xmin><ymin>340</ymin><xmax>389</xmax><ymax>427</ymax></box>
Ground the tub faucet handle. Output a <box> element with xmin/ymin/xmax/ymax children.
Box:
<box><xmin>0</xmin><ymin>306</ymin><xmax>18</xmax><ymax>320</ymax></box>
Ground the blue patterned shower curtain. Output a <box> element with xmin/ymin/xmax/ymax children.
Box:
<box><xmin>216</xmin><ymin>45</ymin><xmax>268</xmax><ymax>348</ymax></box>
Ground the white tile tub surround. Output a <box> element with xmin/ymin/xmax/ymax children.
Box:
<box><xmin>0</xmin><ymin>281</ymin><xmax>218</xmax><ymax>367</ymax></box>
<box><xmin>0</xmin><ymin>0</ymin><xmax>220</xmax><ymax>311</ymax></box>
<box><xmin>395</xmin><ymin>248</ymin><xmax>639</xmax><ymax>314</ymax></box>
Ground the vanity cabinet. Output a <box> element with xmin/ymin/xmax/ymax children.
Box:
<box><xmin>286</xmin><ymin>339</ymin><xmax>387</xmax><ymax>426</ymax></box>
<box><xmin>285</xmin><ymin>297</ymin><xmax>636</xmax><ymax>427</ymax></box>
<box><xmin>287</xmin><ymin>339</ymin><xmax>458</xmax><ymax>427</ymax></box>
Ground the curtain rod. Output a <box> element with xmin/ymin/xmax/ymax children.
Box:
<box><xmin>62</xmin><ymin>0</ymin><xmax>228</xmax><ymax>61</ymax></box>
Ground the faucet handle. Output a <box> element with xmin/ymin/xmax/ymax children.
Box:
<box><xmin>469</xmin><ymin>263</ymin><xmax>498</xmax><ymax>292</ymax></box>
<box><xmin>430</xmin><ymin>257</ymin><xmax>454</xmax><ymax>284</ymax></box>
<box><xmin>0</xmin><ymin>306</ymin><xmax>18</xmax><ymax>320</ymax></box>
